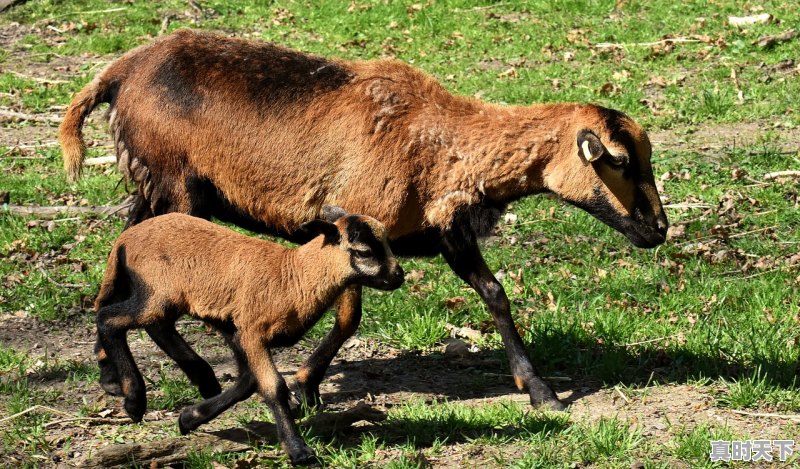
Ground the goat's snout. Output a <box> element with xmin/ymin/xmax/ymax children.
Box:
<box><xmin>384</xmin><ymin>263</ymin><xmax>405</xmax><ymax>290</ymax></box>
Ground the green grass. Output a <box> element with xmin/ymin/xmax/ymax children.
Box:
<box><xmin>2</xmin><ymin>0</ymin><xmax>800</xmax><ymax>467</ymax></box>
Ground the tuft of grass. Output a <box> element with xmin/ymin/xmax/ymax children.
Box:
<box><xmin>579</xmin><ymin>416</ymin><xmax>643</xmax><ymax>463</ymax></box>
<box><xmin>148</xmin><ymin>367</ymin><xmax>201</xmax><ymax>411</ymax></box>
<box><xmin>671</xmin><ymin>422</ymin><xmax>733</xmax><ymax>468</ymax></box>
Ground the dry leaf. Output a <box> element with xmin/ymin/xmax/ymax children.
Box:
<box><xmin>444</xmin><ymin>296</ymin><xmax>467</xmax><ymax>310</ymax></box>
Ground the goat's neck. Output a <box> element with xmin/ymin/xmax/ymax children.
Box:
<box><xmin>418</xmin><ymin>102</ymin><xmax>577</xmax><ymax>225</ymax></box>
<box><xmin>283</xmin><ymin>239</ymin><xmax>349</xmax><ymax>317</ymax></box>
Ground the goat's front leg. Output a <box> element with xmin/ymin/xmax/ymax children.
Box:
<box><xmin>441</xmin><ymin>230</ymin><xmax>565</xmax><ymax>411</ymax></box>
<box><xmin>241</xmin><ymin>331</ymin><xmax>317</xmax><ymax>466</ymax></box>
<box><xmin>293</xmin><ymin>285</ymin><xmax>362</xmax><ymax>408</ymax></box>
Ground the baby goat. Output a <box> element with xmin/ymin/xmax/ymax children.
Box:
<box><xmin>95</xmin><ymin>208</ymin><xmax>403</xmax><ymax>465</ymax></box>
<box><xmin>64</xmin><ymin>29</ymin><xmax>668</xmax><ymax>411</ymax></box>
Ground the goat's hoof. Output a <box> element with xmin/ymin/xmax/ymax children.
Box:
<box><xmin>289</xmin><ymin>384</ymin><xmax>322</xmax><ymax>417</ymax></box>
<box><xmin>178</xmin><ymin>407</ymin><xmax>201</xmax><ymax>435</ymax></box>
<box><xmin>528</xmin><ymin>386</ymin><xmax>566</xmax><ymax>411</ymax></box>
<box><xmin>178</xmin><ymin>411</ymin><xmax>195</xmax><ymax>435</ymax></box>
<box><xmin>124</xmin><ymin>398</ymin><xmax>146</xmax><ymax>423</ymax></box>
<box><xmin>198</xmin><ymin>381</ymin><xmax>222</xmax><ymax>399</ymax></box>
<box><xmin>288</xmin><ymin>445</ymin><xmax>318</xmax><ymax>466</ymax></box>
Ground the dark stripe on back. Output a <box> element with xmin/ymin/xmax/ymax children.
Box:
<box><xmin>152</xmin><ymin>31</ymin><xmax>353</xmax><ymax>115</ymax></box>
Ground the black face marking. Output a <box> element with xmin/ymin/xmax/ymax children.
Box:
<box><xmin>153</xmin><ymin>32</ymin><xmax>353</xmax><ymax>116</ymax></box>
<box><xmin>594</xmin><ymin>106</ymin><xmax>641</xmax><ymax>180</ymax></box>
<box><xmin>570</xmin><ymin>188</ymin><xmax>665</xmax><ymax>248</ymax></box>
<box><xmin>345</xmin><ymin>216</ymin><xmax>386</xmax><ymax>262</ymax></box>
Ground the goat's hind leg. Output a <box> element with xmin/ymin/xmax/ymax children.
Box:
<box><xmin>178</xmin><ymin>329</ymin><xmax>256</xmax><ymax>434</ymax></box>
<box><xmin>146</xmin><ymin>322</ymin><xmax>221</xmax><ymax>399</ymax></box>
<box><xmin>95</xmin><ymin>337</ymin><xmax>123</xmax><ymax>396</ymax></box>
<box><xmin>96</xmin><ymin>301</ymin><xmax>148</xmax><ymax>422</ymax></box>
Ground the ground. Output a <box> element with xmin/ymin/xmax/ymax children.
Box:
<box><xmin>1</xmin><ymin>1</ymin><xmax>799</xmax><ymax>468</ymax></box>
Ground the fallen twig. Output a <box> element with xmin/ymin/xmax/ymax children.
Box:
<box><xmin>81</xmin><ymin>402</ymin><xmax>386</xmax><ymax>467</ymax></box>
<box><xmin>764</xmin><ymin>170</ymin><xmax>800</xmax><ymax>181</ymax></box>
<box><xmin>663</xmin><ymin>203</ymin><xmax>712</xmax><ymax>209</ymax></box>
<box><xmin>730</xmin><ymin>409</ymin><xmax>800</xmax><ymax>421</ymax></box>
<box><xmin>37</xmin><ymin>266</ymin><xmax>88</xmax><ymax>289</ymax></box>
<box><xmin>3</xmin><ymin>203</ymin><xmax>132</xmax><ymax>219</ymax></box>
<box><xmin>0</xmin><ymin>405</ymin><xmax>73</xmax><ymax>426</ymax></box>
<box><xmin>754</xmin><ymin>29</ymin><xmax>797</xmax><ymax>49</ymax></box>
<box><xmin>614</xmin><ymin>385</ymin><xmax>631</xmax><ymax>405</ymax></box>
<box><xmin>49</xmin><ymin>7</ymin><xmax>126</xmax><ymax>19</ymax></box>
<box><xmin>8</xmin><ymin>71</ymin><xmax>68</xmax><ymax>84</ymax></box>
<box><xmin>593</xmin><ymin>37</ymin><xmax>701</xmax><ymax>49</ymax></box>
<box><xmin>43</xmin><ymin>416</ymin><xmax>129</xmax><ymax>428</ymax></box>
<box><xmin>622</xmin><ymin>334</ymin><xmax>678</xmax><ymax>347</ymax></box>
<box><xmin>0</xmin><ymin>109</ymin><xmax>61</xmax><ymax>124</ymax></box>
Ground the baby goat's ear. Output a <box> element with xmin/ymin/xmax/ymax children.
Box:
<box><xmin>297</xmin><ymin>220</ymin><xmax>341</xmax><ymax>246</ymax></box>
<box><xmin>321</xmin><ymin>205</ymin><xmax>348</xmax><ymax>222</ymax></box>
<box><xmin>577</xmin><ymin>129</ymin><xmax>607</xmax><ymax>164</ymax></box>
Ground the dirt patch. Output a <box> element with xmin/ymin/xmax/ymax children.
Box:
<box><xmin>650</xmin><ymin>121</ymin><xmax>800</xmax><ymax>156</ymax></box>
<box><xmin>1</xmin><ymin>315</ymin><xmax>798</xmax><ymax>467</ymax></box>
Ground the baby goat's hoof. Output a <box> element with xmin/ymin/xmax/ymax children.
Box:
<box><xmin>124</xmin><ymin>396</ymin><xmax>147</xmax><ymax>423</ymax></box>
<box><xmin>289</xmin><ymin>383</ymin><xmax>322</xmax><ymax>417</ymax></box>
<box><xmin>288</xmin><ymin>444</ymin><xmax>318</xmax><ymax>466</ymax></box>
<box><xmin>178</xmin><ymin>409</ymin><xmax>199</xmax><ymax>435</ymax></box>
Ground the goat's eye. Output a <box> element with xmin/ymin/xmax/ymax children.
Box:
<box><xmin>608</xmin><ymin>154</ymin><xmax>628</xmax><ymax>168</ymax></box>
<box><xmin>352</xmin><ymin>249</ymin><xmax>372</xmax><ymax>259</ymax></box>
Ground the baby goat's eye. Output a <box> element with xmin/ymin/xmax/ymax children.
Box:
<box><xmin>352</xmin><ymin>249</ymin><xmax>372</xmax><ymax>259</ymax></box>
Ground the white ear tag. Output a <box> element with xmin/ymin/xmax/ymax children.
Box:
<box><xmin>581</xmin><ymin>140</ymin><xmax>600</xmax><ymax>162</ymax></box>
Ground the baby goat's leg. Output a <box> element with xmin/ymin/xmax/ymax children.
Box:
<box><xmin>241</xmin><ymin>331</ymin><xmax>317</xmax><ymax>466</ymax></box>
<box><xmin>95</xmin><ymin>337</ymin><xmax>123</xmax><ymax>396</ymax></box>
<box><xmin>293</xmin><ymin>285</ymin><xmax>362</xmax><ymax>408</ymax></box>
<box><xmin>178</xmin><ymin>329</ymin><xmax>256</xmax><ymax>434</ymax></box>
<box><xmin>96</xmin><ymin>302</ymin><xmax>148</xmax><ymax>422</ymax></box>
<box><xmin>145</xmin><ymin>322</ymin><xmax>221</xmax><ymax>399</ymax></box>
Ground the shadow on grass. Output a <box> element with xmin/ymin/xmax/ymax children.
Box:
<box><xmin>321</xmin><ymin>324</ymin><xmax>799</xmax><ymax>406</ymax></box>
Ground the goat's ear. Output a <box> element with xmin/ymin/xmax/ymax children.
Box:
<box><xmin>297</xmin><ymin>220</ymin><xmax>341</xmax><ymax>246</ymax></box>
<box><xmin>577</xmin><ymin>129</ymin><xmax>607</xmax><ymax>164</ymax></box>
<box><xmin>321</xmin><ymin>205</ymin><xmax>348</xmax><ymax>222</ymax></box>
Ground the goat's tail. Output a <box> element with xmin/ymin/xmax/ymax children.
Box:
<box><xmin>95</xmin><ymin>244</ymin><xmax>128</xmax><ymax>311</ymax></box>
<box><xmin>59</xmin><ymin>75</ymin><xmax>114</xmax><ymax>182</ymax></box>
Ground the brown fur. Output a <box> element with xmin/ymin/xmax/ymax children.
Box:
<box><xmin>96</xmin><ymin>213</ymin><xmax>400</xmax><ymax>340</ymax></box>
<box><xmin>94</xmin><ymin>212</ymin><xmax>402</xmax><ymax>464</ymax></box>
<box><xmin>65</xmin><ymin>30</ymin><xmax>668</xmax><ymax>411</ymax></box>
<box><xmin>61</xmin><ymin>29</ymin><xmax>666</xmax><ymax>241</ymax></box>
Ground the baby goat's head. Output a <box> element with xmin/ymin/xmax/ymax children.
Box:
<box><xmin>543</xmin><ymin>105</ymin><xmax>669</xmax><ymax>248</ymax></box>
<box><xmin>299</xmin><ymin>206</ymin><xmax>405</xmax><ymax>290</ymax></box>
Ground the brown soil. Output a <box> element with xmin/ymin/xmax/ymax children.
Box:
<box><xmin>1</xmin><ymin>313</ymin><xmax>797</xmax><ymax>467</ymax></box>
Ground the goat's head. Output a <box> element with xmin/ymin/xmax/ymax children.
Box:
<box><xmin>299</xmin><ymin>206</ymin><xmax>405</xmax><ymax>290</ymax></box>
<box><xmin>542</xmin><ymin>106</ymin><xmax>668</xmax><ymax>248</ymax></box>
